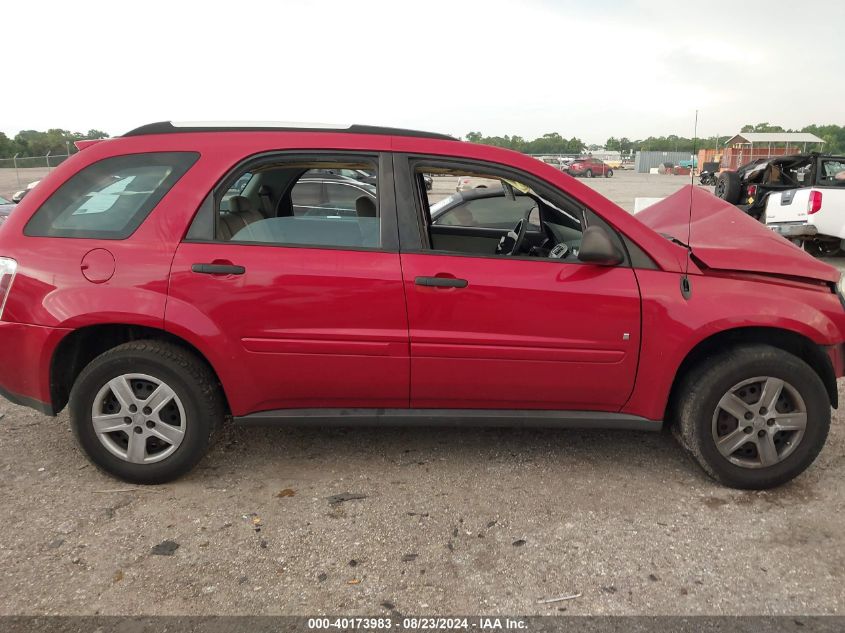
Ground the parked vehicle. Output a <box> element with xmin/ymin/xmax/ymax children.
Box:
<box><xmin>1</xmin><ymin>120</ymin><xmax>844</xmax><ymax>489</ymax></box>
<box><xmin>763</xmin><ymin>155</ymin><xmax>845</xmax><ymax>255</ymax></box>
<box><xmin>714</xmin><ymin>153</ymin><xmax>835</xmax><ymax>220</ymax></box>
<box><xmin>290</xmin><ymin>173</ymin><xmax>377</xmax><ymax>217</ymax></box>
<box><xmin>698</xmin><ymin>162</ymin><xmax>720</xmax><ymax>186</ymax></box>
<box><xmin>0</xmin><ymin>197</ymin><xmax>13</xmax><ymax>228</ymax></box>
<box><xmin>567</xmin><ymin>157</ymin><xmax>613</xmax><ymax>178</ymax></box>
<box><xmin>456</xmin><ymin>175</ymin><xmax>501</xmax><ymax>191</ymax></box>
<box><xmin>11</xmin><ymin>180</ymin><xmax>40</xmax><ymax>204</ymax></box>
<box><xmin>310</xmin><ymin>168</ymin><xmax>377</xmax><ymax>186</ymax></box>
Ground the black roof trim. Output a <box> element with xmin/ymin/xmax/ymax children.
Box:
<box><xmin>123</xmin><ymin>121</ymin><xmax>456</xmax><ymax>141</ymax></box>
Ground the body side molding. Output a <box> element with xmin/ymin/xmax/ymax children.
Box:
<box><xmin>233</xmin><ymin>408</ymin><xmax>662</xmax><ymax>430</ymax></box>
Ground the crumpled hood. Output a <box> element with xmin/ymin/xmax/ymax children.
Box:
<box><xmin>636</xmin><ymin>186</ymin><xmax>840</xmax><ymax>284</ymax></box>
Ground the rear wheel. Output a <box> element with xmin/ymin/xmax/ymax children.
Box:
<box><xmin>69</xmin><ymin>341</ymin><xmax>224</xmax><ymax>484</ymax></box>
<box><xmin>585</xmin><ymin>169</ymin><xmax>593</xmax><ymax>178</ymax></box>
<box><xmin>605</xmin><ymin>169</ymin><xmax>614</xmax><ymax>178</ymax></box>
<box><xmin>674</xmin><ymin>345</ymin><xmax>829</xmax><ymax>489</ymax></box>
<box><xmin>715</xmin><ymin>171</ymin><xmax>741</xmax><ymax>204</ymax></box>
<box><xmin>803</xmin><ymin>239</ymin><xmax>843</xmax><ymax>258</ymax></box>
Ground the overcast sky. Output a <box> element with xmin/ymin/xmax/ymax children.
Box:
<box><xmin>3</xmin><ymin>0</ymin><xmax>843</xmax><ymax>144</ymax></box>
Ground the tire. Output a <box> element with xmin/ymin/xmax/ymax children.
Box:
<box><xmin>69</xmin><ymin>340</ymin><xmax>225</xmax><ymax>484</ymax></box>
<box><xmin>585</xmin><ymin>169</ymin><xmax>593</xmax><ymax>178</ymax></box>
<box><xmin>673</xmin><ymin>344</ymin><xmax>829</xmax><ymax>489</ymax></box>
<box><xmin>715</xmin><ymin>171</ymin><xmax>741</xmax><ymax>204</ymax></box>
<box><xmin>803</xmin><ymin>240</ymin><xmax>843</xmax><ymax>258</ymax></box>
<box><xmin>605</xmin><ymin>169</ymin><xmax>614</xmax><ymax>178</ymax></box>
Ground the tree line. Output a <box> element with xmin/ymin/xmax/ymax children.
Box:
<box><xmin>2</xmin><ymin>122</ymin><xmax>843</xmax><ymax>159</ymax></box>
<box><xmin>0</xmin><ymin>129</ymin><xmax>110</xmax><ymax>158</ymax></box>
<box><xmin>465</xmin><ymin>122</ymin><xmax>845</xmax><ymax>156</ymax></box>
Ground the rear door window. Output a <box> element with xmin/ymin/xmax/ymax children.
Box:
<box><xmin>25</xmin><ymin>152</ymin><xmax>198</xmax><ymax>239</ymax></box>
<box><xmin>291</xmin><ymin>182</ymin><xmax>325</xmax><ymax>214</ymax></box>
<box><xmin>211</xmin><ymin>159</ymin><xmax>381</xmax><ymax>248</ymax></box>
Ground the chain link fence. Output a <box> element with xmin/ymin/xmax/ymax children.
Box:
<box><xmin>0</xmin><ymin>153</ymin><xmax>71</xmax><ymax>197</ymax></box>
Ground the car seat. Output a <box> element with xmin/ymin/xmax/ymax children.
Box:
<box><xmin>218</xmin><ymin>195</ymin><xmax>265</xmax><ymax>240</ymax></box>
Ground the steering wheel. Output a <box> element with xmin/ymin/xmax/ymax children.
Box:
<box><xmin>496</xmin><ymin>206</ymin><xmax>535</xmax><ymax>256</ymax></box>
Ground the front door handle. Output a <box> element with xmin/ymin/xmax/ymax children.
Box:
<box><xmin>191</xmin><ymin>263</ymin><xmax>246</xmax><ymax>275</ymax></box>
<box><xmin>415</xmin><ymin>276</ymin><xmax>468</xmax><ymax>288</ymax></box>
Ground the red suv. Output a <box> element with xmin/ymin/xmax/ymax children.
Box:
<box><xmin>568</xmin><ymin>157</ymin><xmax>613</xmax><ymax>178</ymax></box>
<box><xmin>0</xmin><ymin>121</ymin><xmax>843</xmax><ymax>488</ymax></box>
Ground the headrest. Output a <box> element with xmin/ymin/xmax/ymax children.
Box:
<box><xmin>228</xmin><ymin>195</ymin><xmax>251</xmax><ymax>214</ymax></box>
<box><xmin>355</xmin><ymin>196</ymin><xmax>377</xmax><ymax>218</ymax></box>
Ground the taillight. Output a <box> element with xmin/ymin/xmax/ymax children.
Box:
<box><xmin>808</xmin><ymin>191</ymin><xmax>823</xmax><ymax>214</ymax></box>
<box><xmin>0</xmin><ymin>257</ymin><xmax>17</xmax><ymax>320</ymax></box>
<box><xmin>747</xmin><ymin>184</ymin><xmax>757</xmax><ymax>197</ymax></box>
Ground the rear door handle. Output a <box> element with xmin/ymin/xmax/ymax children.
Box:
<box><xmin>191</xmin><ymin>263</ymin><xmax>246</xmax><ymax>275</ymax></box>
<box><xmin>415</xmin><ymin>276</ymin><xmax>468</xmax><ymax>288</ymax></box>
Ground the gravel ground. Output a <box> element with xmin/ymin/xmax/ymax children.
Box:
<box><xmin>0</xmin><ymin>168</ymin><xmax>49</xmax><ymax>200</ymax></box>
<box><xmin>0</xmin><ymin>393</ymin><xmax>843</xmax><ymax>616</ymax></box>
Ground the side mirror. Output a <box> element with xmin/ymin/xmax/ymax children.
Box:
<box><xmin>577</xmin><ymin>225</ymin><xmax>624</xmax><ymax>266</ymax></box>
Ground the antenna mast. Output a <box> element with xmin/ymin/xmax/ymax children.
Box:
<box><xmin>685</xmin><ymin>110</ymin><xmax>699</xmax><ymax>275</ymax></box>
<box><xmin>678</xmin><ymin>110</ymin><xmax>698</xmax><ymax>300</ymax></box>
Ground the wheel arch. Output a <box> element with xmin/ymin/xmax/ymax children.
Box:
<box><xmin>666</xmin><ymin>326</ymin><xmax>837</xmax><ymax>423</ymax></box>
<box><xmin>50</xmin><ymin>323</ymin><xmax>232</xmax><ymax>416</ymax></box>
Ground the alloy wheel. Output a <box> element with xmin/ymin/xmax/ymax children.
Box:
<box><xmin>711</xmin><ymin>376</ymin><xmax>807</xmax><ymax>469</ymax></box>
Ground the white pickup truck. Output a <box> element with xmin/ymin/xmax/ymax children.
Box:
<box><xmin>764</xmin><ymin>156</ymin><xmax>845</xmax><ymax>256</ymax></box>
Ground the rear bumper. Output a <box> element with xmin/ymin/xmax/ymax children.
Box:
<box><xmin>0</xmin><ymin>321</ymin><xmax>66</xmax><ymax>416</ymax></box>
<box><xmin>768</xmin><ymin>222</ymin><xmax>817</xmax><ymax>238</ymax></box>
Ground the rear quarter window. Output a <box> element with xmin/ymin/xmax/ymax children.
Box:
<box><xmin>24</xmin><ymin>152</ymin><xmax>199</xmax><ymax>239</ymax></box>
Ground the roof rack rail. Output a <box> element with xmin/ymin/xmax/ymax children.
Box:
<box><xmin>123</xmin><ymin>121</ymin><xmax>457</xmax><ymax>141</ymax></box>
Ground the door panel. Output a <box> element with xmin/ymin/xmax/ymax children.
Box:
<box><xmin>401</xmin><ymin>253</ymin><xmax>641</xmax><ymax>410</ymax></box>
<box><xmin>167</xmin><ymin>242</ymin><xmax>409</xmax><ymax>414</ymax></box>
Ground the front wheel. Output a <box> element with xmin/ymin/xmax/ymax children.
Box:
<box><xmin>673</xmin><ymin>344</ymin><xmax>829</xmax><ymax>489</ymax></box>
<box><xmin>69</xmin><ymin>340</ymin><xmax>225</xmax><ymax>484</ymax></box>
<box><xmin>585</xmin><ymin>169</ymin><xmax>593</xmax><ymax>178</ymax></box>
<box><xmin>605</xmin><ymin>169</ymin><xmax>614</xmax><ymax>178</ymax></box>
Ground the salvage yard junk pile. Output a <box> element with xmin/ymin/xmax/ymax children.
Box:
<box><xmin>1</xmin><ymin>121</ymin><xmax>845</xmax><ymax>492</ymax></box>
<box><xmin>713</xmin><ymin>152</ymin><xmax>845</xmax><ymax>256</ymax></box>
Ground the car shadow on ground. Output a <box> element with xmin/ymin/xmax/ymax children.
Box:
<box><xmin>197</xmin><ymin>422</ymin><xmax>707</xmax><ymax>485</ymax></box>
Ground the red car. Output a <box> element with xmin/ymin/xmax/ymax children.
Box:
<box><xmin>0</xmin><ymin>121</ymin><xmax>843</xmax><ymax>489</ymax></box>
<box><xmin>568</xmin><ymin>157</ymin><xmax>613</xmax><ymax>178</ymax></box>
